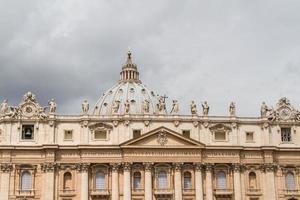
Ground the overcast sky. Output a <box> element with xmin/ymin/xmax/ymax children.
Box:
<box><xmin>0</xmin><ymin>0</ymin><xmax>300</xmax><ymax>116</ymax></box>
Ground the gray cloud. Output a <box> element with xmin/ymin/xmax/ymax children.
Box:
<box><xmin>0</xmin><ymin>0</ymin><xmax>300</xmax><ymax>116</ymax></box>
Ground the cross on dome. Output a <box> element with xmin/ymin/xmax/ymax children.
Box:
<box><xmin>120</xmin><ymin>49</ymin><xmax>141</xmax><ymax>83</ymax></box>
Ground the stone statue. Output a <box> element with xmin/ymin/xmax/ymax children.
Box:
<box><xmin>170</xmin><ymin>100</ymin><xmax>179</xmax><ymax>115</ymax></box>
<box><xmin>191</xmin><ymin>101</ymin><xmax>197</xmax><ymax>115</ymax></box>
<box><xmin>124</xmin><ymin>100</ymin><xmax>130</xmax><ymax>114</ymax></box>
<box><xmin>202</xmin><ymin>101</ymin><xmax>209</xmax><ymax>116</ymax></box>
<box><xmin>260</xmin><ymin>102</ymin><xmax>269</xmax><ymax>118</ymax></box>
<box><xmin>142</xmin><ymin>99</ymin><xmax>150</xmax><ymax>114</ymax></box>
<box><xmin>10</xmin><ymin>106</ymin><xmax>21</xmax><ymax>119</ymax></box>
<box><xmin>112</xmin><ymin>100</ymin><xmax>120</xmax><ymax>113</ymax></box>
<box><xmin>229</xmin><ymin>102</ymin><xmax>236</xmax><ymax>116</ymax></box>
<box><xmin>37</xmin><ymin>107</ymin><xmax>47</xmax><ymax>120</ymax></box>
<box><xmin>157</xmin><ymin>96</ymin><xmax>166</xmax><ymax>114</ymax></box>
<box><xmin>0</xmin><ymin>99</ymin><xmax>9</xmax><ymax>115</ymax></box>
<box><xmin>48</xmin><ymin>99</ymin><xmax>57</xmax><ymax>114</ymax></box>
<box><xmin>81</xmin><ymin>100</ymin><xmax>89</xmax><ymax>114</ymax></box>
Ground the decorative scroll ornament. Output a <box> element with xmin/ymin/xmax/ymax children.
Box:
<box><xmin>267</xmin><ymin>97</ymin><xmax>300</xmax><ymax>122</ymax></box>
<box><xmin>1</xmin><ymin>92</ymin><xmax>48</xmax><ymax>120</ymax></box>
<box><xmin>157</xmin><ymin>131</ymin><xmax>168</xmax><ymax>146</ymax></box>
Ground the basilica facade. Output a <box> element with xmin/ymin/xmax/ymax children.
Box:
<box><xmin>0</xmin><ymin>51</ymin><xmax>300</xmax><ymax>200</ymax></box>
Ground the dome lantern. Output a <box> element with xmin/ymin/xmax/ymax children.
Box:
<box><xmin>119</xmin><ymin>50</ymin><xmax>141</xmax><ymax>83</ymax></box>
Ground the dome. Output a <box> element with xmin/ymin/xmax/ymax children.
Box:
<box><xmin>93</xmin><ymin>50</ymin><xmax>159</xmax><ymax>115</ymax></box>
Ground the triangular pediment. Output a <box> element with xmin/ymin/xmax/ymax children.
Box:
<box><xmin>120</xmin><ymin>126</ymin><xmax>205</xmax><ymax>148</ymax></box>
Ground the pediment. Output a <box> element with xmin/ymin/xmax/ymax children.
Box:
<box><xmin>120</xmin><ymin>126</ymin><xmax>205</xmax><ymax>148</ymax></box>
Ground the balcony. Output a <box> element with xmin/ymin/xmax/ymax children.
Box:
<box><xmin>132</xmin><ymin>188</ymin><xmax>144</xmax><ymax>195</ymax></box>
<box><xmin>59</xmin><ymin>189</ymin><xmax>76</xmax><ymax>197</ymax></box>
<box><xmin>283</xmin><ymin>189</ymin><xmax>300</xmax><ymax>196</ymax></box>
<box><xmin>246</xmin><ymin>188</ymin><xmax>262</xmax><ymax>196</ymax></box>
<box><xmin>182</xmin><ymin>188</ymin><xmax>195</xmax><ymax>195</ymax></box>
<box><xmin>90</xmin><ymin>189</ymin><xmax>110</xmax><ymax>196</ymax></box>
<box><xmin>154</xmin><ymin>188</ymin><xmax>174</xmax><ymax>196</ymax></box>
<box><xmin>214</xmin><ymin>188</ymin><xmax>233</xmax><ymax>196</ymax></box>
<box><xmin>16</xmin><ymin>189</ymin><xmax>35</xmax><ymax>197</ymax></box>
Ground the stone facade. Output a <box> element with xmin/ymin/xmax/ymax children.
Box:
<box><xmin>1</xmin><ymin>51</ymin><xmax>300</xmax><ymax>200</ymax></box>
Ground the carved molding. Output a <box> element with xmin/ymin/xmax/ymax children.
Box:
<box><xmin>157</xmin><ymin>131</ymin><xmax>168</xmax><ymax>146</ymax></box>
<box><xmin>204</xmin><ymin>163</ymin><xmax>214</xmax><ymax>172</ymax></box>
<box><xmin>143</xmin><ymin>162</ymin><xmax>154</xmax><ymax>171</ymax></box>
<box><xmin>110</xmin><ymin>163</ymin><xmax>120</xmax><ymax>172</ymax></box>
<box><xmin>193</xmin><ymin>163</ymin><xmax>203</xmax><ymax>171</ymax></box>
<box><xmin>75</xmin><ymin>163</ymin><xmax>90</xmax><ymax>172</ymax></box>
<box><xmin>123</xmin><ymin>162</ymin><xmax>132</xmax><ymax>171</ymax></box>
<box><xmin>173</xmin><ymin>163</ymin><xmax>183</xmax><ymax>171</ymax></box>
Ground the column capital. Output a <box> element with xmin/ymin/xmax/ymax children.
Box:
<box><xmin>204</xmin><ymin>163</ymin><xmax>214</xmax><ymax>172</ymax></box>
<box><xmin>0</xmin><ymin>163</ymin><xmax>13</xmax><ymax>173</ymax></box>
<box><xmin>41</xmin><ymin>162</ymin><xmax>57</xmax><ymax>172</ymax></box>
<box><xmin>143</xmin><ymin>162</ymin><xmax>154</xmax><ymax>171</ymax></box>
<box><xmin>173</xmin><ymin>163</ymin><xmax>183</xmax><ymax>171</ymax></box>
<box><xmin>123</xmin><ymin>162</ymin><xmax>132</xmax><ymax>171</ymax></box>
<box><xmin>110</xmin><ymin>163</ymin><xmax>120</xmax><ymax>172</ymax></box>
<box><xmin>261</xmin><ymin>163</ymin><xmax>278</xmax><ymax>172</ymax></box>
<box><xmin>232</xmin><ymin>163</ymin><xmax>241</xmax><ymax>172</ymax></box>
<box><xmin>76</xmin><ymin>163</ymin><xmax>90</xmax><ymax>172</ymax></box>
<box><xmin>193</xmin><ymin>163</ymin><xmax>203</xmax><ymax>171</ymax></box>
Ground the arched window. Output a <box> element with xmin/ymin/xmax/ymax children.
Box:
<box><xmin>158</xmin><ymin>171</ymin><xmax>168</xmax><ymax>189</ymax></box>
<box><xmin>286</xmin><ymin>172</ymin><xmax>296</xmax><ymax>191</ymax></box>
<box><xmin>21</xmin><ymin>171</ymin><xmax>32</xmax><ymax>191</ymax></box>
<box><xmin>183</xmin><ymin>171</ymin><xmax>192</xmax><ymax>189</ymax></box>
<box><xmin>63</xmin><ymin>172</ymin><xmax>72</xmax><ymax>190</ymax></box>
<box><xmin>216</xmin><ymin>171</ymin><xmax>226</xmax><ymax>189</ymax></box>
<box><xmin>249</xmin><ymin>172</ymin><xmax>257</xmax><ymax>189</ymax></box>
<box><xmin>95</xmin><ymin>172</ymin><xmax>105</xmax><ymax>189</ymax></box>
<box><xmin>133</xmin><ymin>172</ymin><xmax>141</xmax><ymax>189</ymax></box>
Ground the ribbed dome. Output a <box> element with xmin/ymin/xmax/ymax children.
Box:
<box><xmin>93</xmin><ymin>50</ymin><xmax>159</xmax><ymax>115</ymax></box>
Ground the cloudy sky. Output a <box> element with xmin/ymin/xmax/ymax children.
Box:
<box><xmin>0</xmin><ymin>0</ymin><xmax>300</xmax><ymax>116</ymax></box>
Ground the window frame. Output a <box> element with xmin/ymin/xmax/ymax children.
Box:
<box><xmin>63</xmin><ymin>130</ymin><xmax>73</xmax><ymax>141</ymax></box>
<box><xmin>281</xmin><ymin>127</ymin><xmax>292</xmax><ymax>143</ymax></box>
<box><xmin>21</xmin><ymin>124</ymin><xmax>35</xmax><ymax>141</ymax></box>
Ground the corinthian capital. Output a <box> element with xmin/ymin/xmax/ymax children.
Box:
<box><xmin>204</xmin><ymin>163</ymin><xmax>214</xmax><ymax>172</ymax></box>
<box><xmin>41</xmin><ymin>162</ymin><xmax>56</xmax><ymax>172</ymax></box>
<box><xmin>76</xmin><ymin>163</ymin><xmax>90</xmax><ymax>172</ymax></box>
<box><xmin>110</xmin><ymin>163</ymin><xmax>120</xmax><ymax>172</ymax></box>
<box><xmin>123</xmin><ymin>162</ymin><xmax>132</xmax><ymax>171</ymax></box>
<box><xmin>232</xmin><ymin>163</ymin><xmax>241</xmax><ymax>172</ymax></box>
<box><xmin>173</xmin><ymin>163</ymin><xmax>183</xmax><ymax>171</ymax></box>
<box><xmin>143</xmin><ymin>162</ymin><xmax>154</xmax><ymax>171</ymax></box>
<box><xmin>193</xmin><ymin>163</ymin><xmax>203</xmax><ymax>171</ymax></box>
<box><xmin>1</xmin><ymin>163</ymin><xmax>13</xmax><ymax>173</ymax></box>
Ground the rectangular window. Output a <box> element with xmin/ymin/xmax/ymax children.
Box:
<box><xmin>64</xmin><ymin>130</ymin><xmax>73</xmax><ymax>140</ymax></box>
<box><xmin>246</xmin><ymin>132</ymin><xmax>254</xmax><ymax>142</ymax></box>
<box><xmin>182</xmin><ymin>130</ymin><xmax>190</xmax><ymax>138</ymax></box>
<box><xmin>281</xmin><ymin>128</ymin><xmax>291</xmax><ymax>142</ymax></box>
<box><xmin>22</xmin><ymin>125</ymin><xmax>34</xmax><ymax>140</ymax></box>
<box><xmin>133</xmin><ymin>130</ymin><xmax>141</xmax><ymax>139</ymax></box>
<box><xmin>94</xmin><ymin>130</ymin><xmax>107</xmax><ymax>140</ymax></box>
<box><xmin>215</xmin><ymin>131</ymin><xmax>226</xmax><ymax>141</ymax></box>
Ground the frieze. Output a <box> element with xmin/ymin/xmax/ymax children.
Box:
<box><xmin>124</xmin><ymin>150</ymin><xmax>201</xmax><ymax>157</ymax></box>
<box><xmin>203</xmin><ymin>151</ymin><xmax>239</xmax><ymax>158</ymax></box>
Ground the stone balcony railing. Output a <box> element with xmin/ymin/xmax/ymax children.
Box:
<box><xmin>283</xmin><ymin>189</ymin><xmax>300</xmax><ymax>196</ymax></box>
<box><xmin>182</xmin><ymin>188</ymin><xmax>195</xmax><ymax>194</ymax></box>
<box><xmin>90</xmin><ymin>189</ymin><xmax>110</xmax><ymax>196</ymax></box>
<box><xmin>59</xmin><ymin>189</ymin><xmax>76</xmax><ymax>197</ymax></box>
<box><xmin>154</xmin><ymin>188</ymin><xmax>174</xmax><ymax>196</ymax></box>
<box><xmin>246</xmin><ymin>188</ymin><xmax>262</xmax><ymax>195</ymax></box>
<box><xmin>132</xmin><ymin>188</ymin><xmax>145</xmax><ymax>194</ymax></box>
<box><xmin>214</xmin><ymin>188</ymin><xmax>233</xmax><ymax>196</ymax></box>
<box><xmin>16</xmin><ymin>189</ymin><xmax>35</xmax><ymax>197</ymax></box>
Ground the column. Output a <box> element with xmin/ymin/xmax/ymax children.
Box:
<box><xmin>144</xmin><ymin>163</ymin><xmax>153</xmax><ymax>200</ymax></box>
<box><xmin>42</xmin><ymin>163</ymin><xmax>56</xmax><ymax>200</ymax></box>
<box><xmin>123</xmin><ymin>163</ymin><xmax>132</xmax><ymax>200</ymax></box>
<box><xmin>174</xmin><ymin>163</ymin><xmax>183</xmax><ymax>200</ymax></box>
<box><xmin>205</xmin><ymin>163</ymin><xmax>213</xmax><ymax>200</ymax></box>
<box><xmin>194</xmin><ymin>163</ymin><xmax>204</xmax><ymax>200</ymax></box>
<box><xmin>264</xmin><ymin>164</ymin><xmax>276</xmax><ymax>199</ymax></box>
<box><xmin>111</xmin><ymin>163</ymin><xmax>119</xmax><ymax>200</ymax></box>
<box><xmin>80</xmin><ymin>163</ymin><xmax>89</xmax><ymax>200</ymax></box>
<box><xmin>233</xmin><ymin>164</ymin><xmax>242</xmax><ymax>200</ymax></box>
<box><xmin>0</xmin><ymin>163</ymin><xmax>12</xmax><ymax>200</ymax></box>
